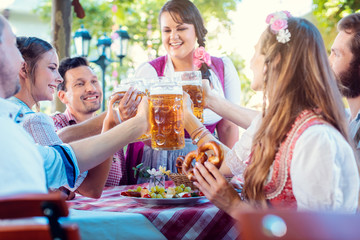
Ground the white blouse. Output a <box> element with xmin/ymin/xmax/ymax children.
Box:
<box><xmin>226</xmin><ymin>115</ymin><xmax>359</xmax><ymax>212</ymax></box>
<box><xmin>134</xmin><ymin>55</ymin><xmax>241</xmax><ymax>125</ymax></box>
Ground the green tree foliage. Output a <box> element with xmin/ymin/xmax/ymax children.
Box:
<box><xmin>313</xmin><ymin>0</ymin><xmax>360</xmax><ymax>30</ymax></box>
<box><xmin>35</xmin><ymin>0</ymin><xmax>239</xmax><ymax>55</ymax></box>
<box><xmin>35</xmin><ymin>0</ymin><xmax>115</xmax><ymax>41</ymax></box>
<box><xmin>313</xmin><ymin>0</ymin><xmax>360</xmax><ymax>50</ymax></box>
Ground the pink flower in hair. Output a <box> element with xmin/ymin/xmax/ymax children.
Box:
<box><xmin>193</xmin><ymin>58</ymin><xmax>203</xmax><ymax>69</ymax></box>
<box><xmin>283</xmin><ymin>11</ymin><xmax>292</xmax><ymax>18</ymax></box>
<box><xmin>193</xmin><ymin>46</ymin><xmax>211</xmax><ymax>70</ymax></box>
<box><xmin>271</xmin><ymin>18</ymin><xmax>288</xmax><ymax>33</ymax></box>
<box><xmin>266</xmin><ymin>13</ymin><xmax>275</xmax><ymax>24</ymax></box>
<box><xmin>266</xmin><ymin>10</ymin><xmax>292</xmax><ymax>44</ymax></box>
<box><xmin>194</xmin><ymin>46</ymin><xmax>206</xmax><ymax>59</ymax></box>
<box><xmin>203</xmin><ymin>52</ymin><xmax>211</xmax><ymax>66</ymax></box>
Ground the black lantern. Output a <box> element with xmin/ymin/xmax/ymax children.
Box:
<box><xmin>114</xmin><ymin>26</ymin><xmax>130</xmax><ymax>66</ymax></box>
<box><xmin>96</xmin><ymin>34</ymin><xmax>112</xmax><ymax>59</ymax></box>
<box><xmin>72</xmin><ymin>26</ymin><xmax>130</xmax><ymax>112</ymax></box>
<box><xmin>73</xmin><ymin>24</ymin><xmax>92</xmax><ymax>57</ymax></box>
<box><xmin>91</xmin><ymin>34</ymin><xmax>112</xmax><ymax>112</ymax></box>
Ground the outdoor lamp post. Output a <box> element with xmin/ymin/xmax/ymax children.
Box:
<box><xmin>73</xmin><ymin>26</ymin><xmax>130</xmax><ymax>112</ymax></box>
<box><xmin>114</xmin><ymin>26</ymin><xmax>130</xmax><ymax>66</ymax></box>
<box><xmin>91</xmin><ymin>34</ymin><xmax>113</xmax><ymax>111</ymax></box>
<box><xmin>73</xmin><ymin>25</ymin><xmax>91</xmax><ymax>57</ymax></box>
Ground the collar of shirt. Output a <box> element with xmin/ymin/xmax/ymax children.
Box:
<box><xmin>7</xmin><ymin>96</ymin><xmax>34</xmax><ymax>114</ymax></box>
<box><xmin>0</xmin><ymin>98</ymin><xmax>27</xmax><ymax>124</ymax></box>
<box><xmin>64</xmin><ymin>108</ymin><xmax>77</xmax><ymax>125</ymax></box>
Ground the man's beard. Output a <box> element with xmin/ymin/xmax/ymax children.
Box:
<box><xmin>338</xmin><ymin>58</ymin><xmax>360</xmax><ymax>98</ymax></box>
<box><xmin>84</xmin><ymin>104</ymin><xmax>101</xmax><ymax>114</ymax></box>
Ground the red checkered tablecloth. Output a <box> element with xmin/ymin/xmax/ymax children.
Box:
<box><xmin>67</xmin><ymin>182</ymin><xmax>238</xmax><ymax>239</ymax></box>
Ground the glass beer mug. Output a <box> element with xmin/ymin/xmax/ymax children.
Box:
<box><xmin>174</xmin><ymin>71</ymin><xmax>204</xmax><ymax>122</ymax></box>
<box><xmin>112</xmin><ymin>78</ymin><xmax>150</xmax><ymax>142</ymax></box>
<box><xmin>149</xmin><ymin>79</ymin><xmax>185</xmax><ymax>150</ymax></box>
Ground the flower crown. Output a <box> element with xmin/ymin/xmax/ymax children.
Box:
<box><xmin>193</xmin><ymin>46</ymin><xmax>211</xmax><ymax>70</ymax></box>
<box><xmin>266</xmin><ymin>11</ymin><xmax>292</xmax><ymax>44</ymax></box>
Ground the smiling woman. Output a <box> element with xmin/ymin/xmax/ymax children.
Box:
<box><xmin>6</xmin><ymin>37</ymin><xmax>116</xmax><ymax>199</ymax></box>
<box><xmin>131</xmin><ymin>0</ymin><xmax>241</xmax><ymax>181</ymax></box>
<box><xmin>10</xmin><ymin>37</ymin><xmax>63</xmax><ymax>112</ymax></box>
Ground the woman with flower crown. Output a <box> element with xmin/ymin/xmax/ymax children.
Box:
<box><xmin>183</xmin><ymin>11</ymin><xmax>359</xmax><ymax>217</ymax></box>
<box><xmin>129</xmin><ymin>0</ymin><xmax>241</xmax><ymax>182</ymax></box>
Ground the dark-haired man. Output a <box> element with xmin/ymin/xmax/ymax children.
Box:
<box><xmin>52</xmin><ymin>57</ymin><xmax>103</xmax><ymax>129</ymax></box>
<box><xmin>52</xmin><ymin>57</ymin><xmax>139</xmax><ymax>185</ymax></box>
<box><xmin>329</xmin><ymin>13</ymin><xmax>360</xmax><ymax>155</ymax></box>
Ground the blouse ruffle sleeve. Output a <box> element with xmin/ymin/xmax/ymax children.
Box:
<box><xmin>291</xmin><ymin>124</ymin><xmax>359</xmax><ymax>213</ymax></box>
<box><xmin>225</xmin><ymin>114</ymin><xmax>261</xmax><ymax>179</ymax></box>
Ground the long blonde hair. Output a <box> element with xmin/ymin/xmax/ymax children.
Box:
<box><xmin>243</xmin><ymin>18</ymin><xmax>351</xmax><ymax>206</ymax></box>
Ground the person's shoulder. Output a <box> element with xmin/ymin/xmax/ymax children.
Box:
<box><xmin>23</xmin><ymin>112</ymin><xmax>53</xmax><ymax>124</ymax></box>
<box><xmin>135</xmin><ymin>62</ymin><xmax>158</xmax><ymax>78</ymax></box>
<box><xmin>210</xmin><ymin>56</ymin><xmax>236</xmax><ymax>70</ymax></box>
<box><xmin>218</xmin><ymin>56</ymin><xmax>235</xmax><ymax>67</ymax></box>
<box><xmin>297</xmin><ymin>123</ymin><xmax>353</xmax><ymax>156</ymax></box>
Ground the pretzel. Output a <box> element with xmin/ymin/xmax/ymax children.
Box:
<box><xmin>182</xmin><ymin>141</ymin><xmax>224</xmax><ymax>181</ymax></box>
<box><xmin>197</xmin><ymin>141</ymin><xmax>224</xmax><ymax>168</ymax></box>
<box><xmin>176</xmin><ymin>156</ymin><xmax>185</xmax><ymax>174</ymax></box>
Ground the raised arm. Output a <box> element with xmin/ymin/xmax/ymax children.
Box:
<box><xmin>57</xmin><ymin>113</ymin><xmax>106</xmax><ymax>143</ymax></box>
<box><xmin>203</xmin><ymin>80</ymin><xmax>259</xmax><ymax>129</ymax></box>
<box><xmin>69</xmin><ymin>97</ymin><xmax>149</xmax><ymax>173</ymax></box>
<box><xmin>75</xmin><ymin>95</ymin><xmax>122</xmax><ymax>198</ymax></box>
<box><xmin>57</xmin><ymin>87</ymin><xmax>142</xmax><ymax>143</ymax></box>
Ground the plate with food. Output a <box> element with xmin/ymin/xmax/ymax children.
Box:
<box><xmin>120</xmin><ymin>185</ymin><xmax>207</xmax><ymax>205</ymax></box>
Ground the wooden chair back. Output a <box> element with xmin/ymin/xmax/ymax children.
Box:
<box><xmin>0</xmin><ymin>192</ymin><xmax>80</xmax><ymax>240</ymax></box>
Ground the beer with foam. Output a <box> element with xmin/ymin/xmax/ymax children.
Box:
<box><xmin>112</xmin><ymin>79</ymin><xmax>150</xmax><ymax>141</ymax></box>
<box><xmin>175</xmin><ymin>71</ymin><xmax>204</xmax><ymax>122</ymax></box>
<box><xmin>149</xmin><ymin>81</ymin><xmax>185</xmax><ymax>150</ymax></box>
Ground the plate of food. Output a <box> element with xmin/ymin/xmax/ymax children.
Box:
<box><xmin>120</xmin><ymin>185</ymin><xmax>207</xmax><ymax>205</ymax></box>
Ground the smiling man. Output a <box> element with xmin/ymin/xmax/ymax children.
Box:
<box><xmin>52</xmin><ymin>57</ymin><xmax>126</xmax><ymax>186</ymax></box>
<box><xmin>52</xmin><ymin>57</ymin><xmax>102</xmax><ymax>126</ymax></box>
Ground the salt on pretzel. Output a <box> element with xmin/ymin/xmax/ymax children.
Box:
<box><xmin>182</xmin><ymin>140</ymin><xmax>224</xmax><ymax>181</ymax></box>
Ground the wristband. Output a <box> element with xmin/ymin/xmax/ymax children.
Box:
<box><xmin>192</xmin><ymin>129</ymin><xmax>210</xmax><ymax>145</ymax></box>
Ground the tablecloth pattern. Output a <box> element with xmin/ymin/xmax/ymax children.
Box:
<box><xmin>67</xmin><ymin>182</ymin><xmax>239</xmax><ymax>240</ymax></box>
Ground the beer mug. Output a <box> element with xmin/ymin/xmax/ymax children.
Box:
<box><xmin>149</xmin><ymin>79</ymin><xmax>185</xmax><ymax>150</ymax></box>
<box><xmin>112</xmin><ymin>79</ymin><xmax>150</xmax><ymax>142</ymax></box>
<box><xmin>174</xmin><ymin>71</ymin><xmax>204</xmax><ymax>122</ymax></box>
<box><xmin>142</xmin><ymin>77</ymin><xmax>160</xmax><ymax>96</ymax></box>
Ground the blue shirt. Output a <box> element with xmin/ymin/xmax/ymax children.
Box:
<box><xmin>2</xmin><ymin>98</ymin><xmax>80</xmax><ymax>192</ymax></box>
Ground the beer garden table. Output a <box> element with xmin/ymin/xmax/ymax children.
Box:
<box><xmin>64</xmin><ymin>181</ymin><xmax>239</xmax><ymax>240</ymax></box>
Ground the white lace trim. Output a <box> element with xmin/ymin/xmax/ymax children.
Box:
<box><xmin>225</xmin><ymin>141</ymin><xmax>250</xmax><ymax>179</ymax></box>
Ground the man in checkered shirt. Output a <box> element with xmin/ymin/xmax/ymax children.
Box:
<box><xmin>52</xmin><ymin>57</ymin><xmax>139</xmax><ymax>186</ymax></box>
